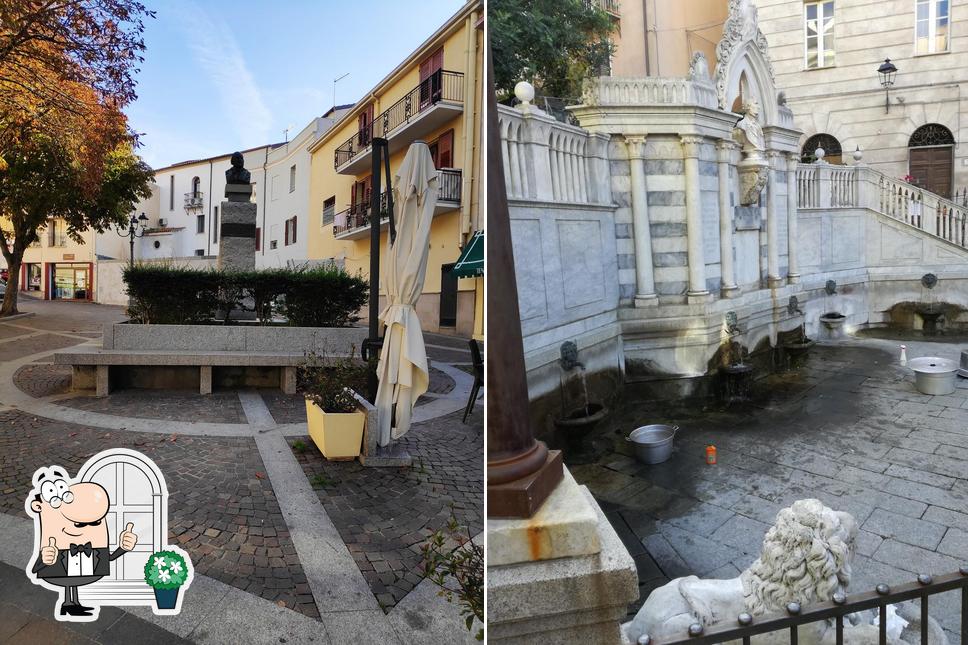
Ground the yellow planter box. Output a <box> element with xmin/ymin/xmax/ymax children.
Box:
<box><xmin>305</xmin><ymin>398</ymin><xmax>366</xmax><ymax>460</ymax></box>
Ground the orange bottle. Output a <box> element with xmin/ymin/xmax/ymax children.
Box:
<box><xmin>706</xmin><ymin>445</ymin><xmax>717</xmax><ymax>465</ymax></box>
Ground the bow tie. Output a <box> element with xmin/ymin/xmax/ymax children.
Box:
<box><xmin>69</xmin><ymin>542</ymin><xmax>93</xmax><ymax>556</ymax></box>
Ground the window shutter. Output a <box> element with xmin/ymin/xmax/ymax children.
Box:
<box><xmin>292</xmin><ymin>216</ymin><xmax>297</xmax><ymax>244</ymax></box>
<box><xmin>256</xmin><ymin>227</ymin><xmax>261</xmax><ymax>251</ymax></box>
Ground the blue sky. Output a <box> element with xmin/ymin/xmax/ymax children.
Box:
<box><xmin>127</xmin><ymin>0</ymin><xmax>464</xmax><ymax>169</ymax></box>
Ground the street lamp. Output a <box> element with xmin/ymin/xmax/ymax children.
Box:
<box><xmin>877</xmin><ymin>58</ymin><xmax>897</xmax><ymax>114</ymax></box>
<box><xmin>117</xmin><ymin>212</ymin><xmax>149</xmax><ymax>269</ymax></box>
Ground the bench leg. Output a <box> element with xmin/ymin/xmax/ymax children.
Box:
<box><xmin>72</xmin><ymin>366</ymin><xmax>97</xmax><ymax>391</ymax></box>
<box><xmin>200</xmin><ymin>366</ymin><xmax>212</xmax><ymax>395</ymax></box>
<box><xmin>96</xmin><ymin>366</ymin><xmax>111</xmax><ymax>398</ymax></box>
<box><xmin>282</xmin><ymin>367</ymin><xmax>297</xmax><ymax>395</ymax></box>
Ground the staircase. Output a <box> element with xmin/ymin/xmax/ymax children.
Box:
<box><xmin>797</xmin><ymin>163</ymin><xmax>968</xmax><ymax>251</ymax></box>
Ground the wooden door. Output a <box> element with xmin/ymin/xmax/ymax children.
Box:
<box><xmin>357</xmin><ymin>104</ymin><xmax>374</xmax><ymax>147</ymax></box>
<box><xmin>910</xmin><ymin>146</ymin><xmax>953</xmax><ymax>198</ymax></box>
<box><xmin>439</xmin><ymin>263</ymin><xmax>458</xmax><ymax>327</ymax></box>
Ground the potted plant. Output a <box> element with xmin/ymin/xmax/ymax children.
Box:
<box><xmin>297</xmin><ymin>350</ymin><xmax>369</xmax><ymax>460</ymax></box>
<box><xmin>143</xmin><ymin>548</ymin><xmax>192</xmax><ymax>613</ymax></box>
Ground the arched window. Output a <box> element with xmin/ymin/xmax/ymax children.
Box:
<box><xmin>801</xmin><ymin>133</ymin><xmax>842</xmax><ymax>164</ymax></box>
<box><xmin>908</xmin><ymin>124</ymin><xmax>954</xmax><ymax>198</ymax></box>
<box><xmin>191</xmin><ymin>176</ymin><xmax>201</xmax><ymax>196</ymax></box>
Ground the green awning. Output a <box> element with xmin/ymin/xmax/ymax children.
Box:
<box><xmin>452</xmin><ymin>230</ymin><xmax>483</xmax><ymax>278</ymax></box>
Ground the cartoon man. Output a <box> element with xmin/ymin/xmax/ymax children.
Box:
<box><xmin>26</xmin><ymin>466</ymin><xmax>138</xmax><ymax>618</ymax></box>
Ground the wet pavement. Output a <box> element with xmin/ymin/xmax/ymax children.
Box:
<box><xmin>570</xmin><ymin>342</ymin><xmax>968</xmax><ymax>642</ymax></box>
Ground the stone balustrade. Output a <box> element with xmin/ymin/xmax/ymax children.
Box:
<box><xmin>579</xmin><ymin>76</ymin><xmax>717</xmax><ymax>109</ymax></box>
<box><xmin>797</xmin><ymin>163</ymin><xmax>968</xmax><ymax>248</ymax></box>
<box><xmin>497</xmin><ymin>103</ymin><xmax>611</xmax><ymax>205</ymax></box>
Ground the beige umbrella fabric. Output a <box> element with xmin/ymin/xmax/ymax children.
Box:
<box><xmin>375</xmin><ymin>141</ymin><xmax>438</xmax><ymax>446</ymax></box>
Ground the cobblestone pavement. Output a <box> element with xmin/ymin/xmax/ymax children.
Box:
<box><xmin>0</xmin><ymin>410</ymin><xmax>319</xmax><ymax>620</ymax></box>
<box><xmin>0</xmin><ymin>561</ymin><xmax>190</xmax><ymax>644</ymax></box>
<box><xmin>13</xmin><ymin>364</ymin><xmax>72</xmax><ymax>398</ymax></box>
<box><xmin>0</xmin><ymin>333</ymin><xmax>81</xmax><ymax>362</ymax></box>
<box><xmin>59</xmin><ymin>390</ymin><xmax>248</xmax><ymax>424</ymax></box>
<box><xmin>571</xmin><ymin>344</ymin><xmax>967</xmax><ymax>641</ymax></box>
<box><xmin>292</xmin><ymin>408</ymin><xmax>483</xmax><ymax>611</ymax></box>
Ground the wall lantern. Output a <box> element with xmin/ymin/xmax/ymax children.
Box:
<box><xmin>877</xmin><ymin>58</ymin><xmax>897</xmax><ymax>114</ymax></box>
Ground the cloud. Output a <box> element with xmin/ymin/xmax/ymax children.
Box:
<box><xmin>172</xmin><ymin>2</ymin><xmax>273</xmax><ymax>146</ymax></box>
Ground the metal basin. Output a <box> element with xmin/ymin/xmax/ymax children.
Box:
<box><xmin>909</xmin><ymin>357</ymin><xmax>958</xmax><ymax>395</ymax></box>
<box><xmin>627</xmin><ymin>424</ymin><xmax>678</xmax><ymax>465</ymax></box>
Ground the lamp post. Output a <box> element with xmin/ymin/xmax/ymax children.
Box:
<box><xmin>877</xmin><ymin>58</ymin><xmax>897</xmax><ymax>114</ymax></box>
<box><xmin>117</xmin><ymin>212</ymin><xmax>149</xmax><ymax>270</ymax></box>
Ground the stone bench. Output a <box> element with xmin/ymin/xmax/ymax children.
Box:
<box><xmin>53</xmin><ymin>348</ymin><xmax>316</xmax><ymax>396</ymax></box>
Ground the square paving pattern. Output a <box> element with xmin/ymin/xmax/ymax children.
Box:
<box><xmin>293</xmin><ymin>408</ymin><xmax>483</xmax><ymax>611</ymax></box>
<box><xmin>572</xmin><ymin>344</ymin><xmax>967</xmax><ymax>641</ymax></box>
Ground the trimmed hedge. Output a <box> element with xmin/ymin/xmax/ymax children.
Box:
<box><xmin>123</xmin><ymin>263</ymin><xmax>368</xmax><ymax>327</ymax></box>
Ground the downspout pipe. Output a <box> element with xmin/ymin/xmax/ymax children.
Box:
<box><xmin>207</xmin><ymin>160</ymin><xmax>213</xmax><ymax>256</ymax></box>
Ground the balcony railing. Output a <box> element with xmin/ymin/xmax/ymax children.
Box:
<box><xmin>332</xmin><ymin>169</ymin><xmax>462</xmax><ymax>238</ymax></box>
<box><xmin>584</xmin><ymin>0</ymin><xmax>620</xmax><ymax>16</ymax></box>
<box><xmin>334</xmin><ymin>69</ymin><xmax>464</xmax><ymax>170</ymax></box>
<box><xmin>184</xmin><ymin>192</ymin><xmax>204</xmax><ymax>210</ymax></box>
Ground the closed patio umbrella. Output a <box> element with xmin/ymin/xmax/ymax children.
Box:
<box><xmin>375</xmin><ymin>141</ymin><xmax>438</xmax><ymax>446</ymax></box>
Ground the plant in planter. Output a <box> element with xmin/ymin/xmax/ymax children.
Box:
<box><xmin>297</xmin><ymin>350</ymin><xmax>369</xmax><ymax>460</ymax></box>
<box><xmin>143</xmin><ymin>547</ymin><xmax>193</xmax><ymax>613</ymax></box>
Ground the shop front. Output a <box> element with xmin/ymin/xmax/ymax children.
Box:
<box><xmin>47</xmin><ymin>262</ymin><xmax>93</xmax><ymax>301</ymax></box>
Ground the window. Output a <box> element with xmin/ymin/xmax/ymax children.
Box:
<box><xmin>195</xmin><ymin>249</ymin><xmax>205</xmax><ymax>257</ymax></box>
<box><xmin>212</xmin><ymin>206</ymin><xmax>219</xmax><ymax>243</ymax></box>
<box><xmin>196</xmin><ymin>214</ymin><xmax>205</xmax><ymax>234</ymax></box>
<box><xmin>191</xmin><ymin>176</ymin><xmax>200</xmax><ymax>196</ymax></box>
<box><xmin>804</xmin><ymin>1</ymin><xmax>835</xmax><ymax>68</ymax></box>
<box><xmin>284</xmin><ymin>216</ymin><xmax>297</xmax><ymax>246</ymax></box>
<box><xmin>801</xmin><ymin>133</ymin><xmax>843</xmax><ymax>164</ymax></box>
<box><xmin>916</xmin><ymin>0</ymin><xmax>949</xmax><ymax>54</ymax></box>
<box><xmin>169</xmin><ymin>176</ymin><xmax>174</xmax><ymax>210</ymax></box>
<box><xmin>48</xmin><ymin>219</ymin><xmax>67</xmax><ymax>247</ymax></box>
<box><xmin>256</xmin><ymin>227</ymin><xmax>261</xmax><ymax>251</ymax></box>
<box><xmin>270</xmin><ymin>240</ymin><xmax>278</xmax><ymax>250</ymax></box>
<box><xmin>429</xmin><ymin>130</ymin><xmax>454</xmax><ymax>169</ymax></box>
<box><xmin>289</xmin><ymin>165</ymin><xmax>296</xmax><ymax>193</ymax></box>
<box><xmin>322</xmin><ymin>196</ymin><xmax>336</xmax><ymax>226</ymax></box>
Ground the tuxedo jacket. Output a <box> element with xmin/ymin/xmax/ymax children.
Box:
<box><xmin>32</xmin><ymin>546</ymin><xmax>124</xmax><ymax>579</ymax></box>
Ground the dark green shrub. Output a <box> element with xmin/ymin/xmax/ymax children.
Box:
<box><xmin>121</xmin><ymin>263</ymin><xmax>368</xmax><ymax>327</ymax></box>
<box><xmin>278</xmin><ymin>265</ymin><xmax>368</xmax><ymax>327</ymax></box>
<box><xmin>296</xmin><ymin>349</ymin><xmax>369</xmax><ymax>413</ymax></box>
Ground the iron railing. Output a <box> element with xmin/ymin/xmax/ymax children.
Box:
<box><xmin>642</xmin><ymin>568</ymin><xmax>968</xmax><ymax>645</ymax></box>
<box><xmin>331</xmin><ymin>169</ymin><xmax>462</xmax><ymax>237</ymax></box>
<box><xmin>584</xmin><ymin>0</ymin><xmax>620</xmax><ymax>16</ymax></box>
<box><xmin>184</xmin><ymin>192</ymin><xmax>204</xmax><ymax>210</ymax></box>
<box><xmin>334</xmin><ymin>69</ymin><xmax>464</xmax><ymax>169</ymax></box>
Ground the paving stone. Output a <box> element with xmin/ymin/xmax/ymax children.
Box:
<box><xmin>861</xmin><ymin>508</ymin><xmax>946</xmax><ymax>550</ymax></box>
<box><xmin>642</xmin><ymin>532</ymin><xmax>691</xmax><ymax>579</ymax></box>
<box><xmin>884</xmin><ymin>464</ymin><xmax>958</xmax><ymax>489</ymax></box>
<box><xmin>872</xmin><ymin>539</ymin><xmax>963</xmax><ymax>575</ymax></box>
<box><xmin>655</xmin><ymin>523</ymin><xmax>744</xmax><ymax>576</ymax></box>
<box><xmin>936</xmin><ymin>528</ymin><xmax>968</xmax><ymax>560</ymax></box>
<box><xmin>923</xmin><ymin>505</ymin><xmax>968</xmax><ymax>532</ymax></box>
<box><xmin>653</xmin><ymin>497</ymin><xmax>735</xmax><ymax>537</ymax></box>
<box><xmin>854</xmin><ymin>529</ymin><xmax>883</xmax><ymax>557</ymax></box>
<box><xmin>882</xmin><ymin>477</ymin><xmax>968</xmax><ymax>513</ymax></box>
<box><xmin>709</xmin><ymin>514</ymin><xmax>770</xmax><ymax>555</ymax></box>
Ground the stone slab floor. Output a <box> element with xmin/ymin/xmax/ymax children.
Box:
<box><xmin>571</xmin><ymin>343</ymin><xmax>968</xmax><ymax>642</ymax></box>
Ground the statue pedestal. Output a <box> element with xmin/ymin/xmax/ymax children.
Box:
<box><xmin>487</xmin><ymin>468</ymin><xmax>638</xmax><ymax>643</ymax></box>
<box><xmin>218</xmin><ymin>186</ymin><xmax>256</xmax><ymax>272</ymax></box>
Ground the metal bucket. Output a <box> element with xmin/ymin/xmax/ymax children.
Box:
<box><xmin>627</xmin><ymin>424</ymin><xmax>678</xmax><ymax>464</ymax></box>
<box><xmin>909</xmin><ymin>357</ymin><xmax>958</xmax><ymax>395</ymax></box>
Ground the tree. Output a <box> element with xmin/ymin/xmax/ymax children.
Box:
<box><xmin>0</xmin><ymin>0</ymin><xmax>153</xmax><ymax>161</ymax></box>
<box><xmin>489</xmin><ymin>0</ymin><xmax>615</xmax><ymax>102</ymax></box>
<box><xmin>0</xmin><ymin>130</ymin><xmax>153</xmax><ymax>315</ymax></box>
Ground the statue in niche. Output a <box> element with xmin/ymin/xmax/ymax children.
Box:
<box><xmin>733</xmin><ymin>98</ymin><xmax>766</xmax><ymax>154</ymax></box>
<box><xmin>624</xmin><ymin>499</ymin><xmax>948</xmax><ymax>645</ymax></box>
<box><xmin>732</xmin><ymin>98</ymin><xmax>769</xmax><ymax>205</ymax></box>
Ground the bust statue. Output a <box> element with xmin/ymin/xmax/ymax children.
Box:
<box><xmin>733</xmin><ymin>99</ymin><xmax>765</xmax><ymax>153</ymax></box>
<box><xmin>225</xmin><ymin>152</ymin><xmax>251</xmax><ymax>185</ymax></box>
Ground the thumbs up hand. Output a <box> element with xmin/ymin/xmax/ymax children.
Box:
<box><xmin>119</xmin><ymin>523</ymin><xmax>137</xmax><ymax>551</ymax></box>
<box><xmin>41</xmin><ymin>537</ymin><xmax>58</xmax><ymax>565</ymax></box>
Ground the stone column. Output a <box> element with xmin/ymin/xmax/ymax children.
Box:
<box><xmin>681</xmin><ymin>135</ymin><xmax>709</xmax><ymax>302</ymax></box>
<box><xmin>766</xmin><ymin>151</ymin><xmax>782</xmax><ymax>288</ymax></box>
<box><xmin>786</xmin><ymin>153</ymin><xmax>801</xmax><ymax>284</ymax></box>
<box><xmin>626</xmin><ymin>136</ymin><xmax>658</xmax><ymax>307</ymax></box>
<box><xmin>717</xmin><ymin>140</ymin><xmax>739</xmax><ymax>297</ymax></box>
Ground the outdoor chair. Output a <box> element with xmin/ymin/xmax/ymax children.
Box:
<box><xmin>463</xmin><ymin>339</ymin><xmax>484</xmax><ymax>423</ymax></box>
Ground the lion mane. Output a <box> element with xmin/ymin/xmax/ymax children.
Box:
<box><xmin>741</xmin><ymin>498</ymin><xmax>856</xmax><ymax>615</ymax></box>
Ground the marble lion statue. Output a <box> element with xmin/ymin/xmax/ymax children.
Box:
<box><xmin>624</xmin><ymin>499</ymin><xmax>947</xmax><ymax>645</ymax></box>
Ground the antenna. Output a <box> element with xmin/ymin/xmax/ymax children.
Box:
<box><xmin>333</xmin><ymin>72</ymin><xmax>349</xmax><ymax>110</ymax></box>
<box><xmin>283</xmin><ymin>123</ymin><xmax>295</xmax><ymax>144</ymax></box>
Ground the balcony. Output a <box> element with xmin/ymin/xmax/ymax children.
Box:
<box><xmin>184</xmin><ymin>192</ymin><xmax>204</xmax><ymax>210</ymax></box>
<box><xmin>332</xmin><ymin>168</ymin><xmax>462</xmax><ymax>240</ymax></box>
<box><xmin>334</xmin><ymin>69</ymin><xmax>464</xmax><ymax>175</ymax></box>
<box><xmin>585</xmin><ymin>0</ymin><xmax>620</xmax><ymax>16</ymax></box>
